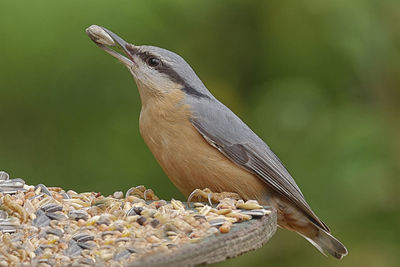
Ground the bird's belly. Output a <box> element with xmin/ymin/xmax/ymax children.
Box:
<box><xmin>139</xmin><ymin>105</ymin><xmax>267</xmax><ymax>201</ymax></box>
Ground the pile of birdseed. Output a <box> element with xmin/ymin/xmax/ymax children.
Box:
<box><xmin>0</xmin><ymin>171</ymin><xmax>271</xmax><ymax>266</ymax></box>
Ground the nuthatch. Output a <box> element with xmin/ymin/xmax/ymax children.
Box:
<box><xmin>86</xmin><ymin>25</ymin><xmax>348</xmax><ymax>259</ymax></box>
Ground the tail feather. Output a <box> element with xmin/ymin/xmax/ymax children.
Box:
<box><xmin>301</xmin><ymin>228</ymin><xmax>348</xmax><ymax>259</ymax></box>
<box><xmin>298</xmin><ymin>233</ymin><xmax>327</xmax><ymax>257</ymax></box>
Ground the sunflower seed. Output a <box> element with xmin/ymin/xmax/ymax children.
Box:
<box><xmin>113</xmin><ymin>249</ymin><xmax>131</xmax><ymax>260</ymax></box>
<box><xmin>39</xmin><ymin>244</ymin><xmax>54</xmax><ymax>250</ymax></box>
<box><xmin>3</xmin><ymin>178</ymin><xmax>25</xmax><ymax>185</ymax></box>
<box><xmin>60</xmin><ymin>191</ymin><xmax>71</xmax><ymax>199</ymax></box>
<box><xmin>137</xmin><ymin>216</ymin><xmax>146</xmax><ymax>226</ymax></box>
<box><xmin>29</xmin><ymin>193</ymin><xmax>45</xmax><ymax>200</ymax></box>
<box><xmin>64</xmin><ymin>240</ymin><xmax>82</xmax><ymax>257</ymax></box>
<box><xmin>150</xmin><ymin>219</ymin><xmax>160</xmax><ymax>228</ymax></box>
<box><xmin>126</xmin><ymin>207</ymin><xmax>137</xmax><ymax>216</ymax></box>
<box><xmin>34</xmin><ymin>247</ymin><xmax>43</xmax><ymax>256</ymax></box>
<box><xmin>86</xmin><ymin>25</ymin><xmax>116</xmax><ymax>46</ymax></box>
<box><xmin>0</xmin><ymin>210</ymin><xmax>8</xmax><ymax>219</ymax></box>
<box><xmin>46</xmin><ymin>228</ymin><xmax>64</xmax><ymax>237</ymax></box>
<box><xmin>0</xmin><ymin>178</ymin><xmax>26</xmax><ymax>193</ymax></box>
<box><xmin>35</xmin><ymin>184</ymin><xmax>52</xmax><ymax>197</ymax></box>
<box><xmin>97</xmin><ymin>215</ymin><xmax>111</xmax><ymax>225</ymax></box>
<box><xmin>0</xmin><ymin>219</ymin><xmax>19</xmax><ymax>233</ymax></box>
<box><xmin>68</xmin><ymin>210</ymin><xmax>88</xmax><ymax>221</ymax></box>
<box><xmin>208</xmin><ymin>218</ymin><xmax>226</xmax><ymax>227</ymax></box>
<box><xmin>78</xmin><ymin>257</ymin><xmax>95</xmax><ymax>265</ymax></box>
<box><xmin>32</xmin><ymin>213</ymin><xmax>51</xmax><ymax>227</ymax></box>
<box><xmin>45</xmin><ymin>212</ymin><xmax>67</xmax><ymax>221</ymax></box>
<box><xmin>240</xmin><ymin>209</ymin><xmax>271</xmax><ymax>217</ymax></box>
<box><xmin>38</xmin><ymin>258</ymin><xmax>49</xmax><ymax>263</ymax></box>
<box><xmin>73</xmin><ymin>233</ymin><xmax>94</xmax><ymax>243</ymax></box>
<box><xmin>115</xmin><ymin>237</ymin><xmax>130</xmax><ymax>243</ymax></box>
<box><xmin>101</xmin><ymin>231</ymin><xmax>118</xmax><ymax>238</ymax></box>
<box><xmin>41</xmin><ymin>203</ymin><xmax>63</xmax><ymax>213</ymax></box>
<box><xmin>126</xmin><ymin>206</ymin><xmax>143</xmax><ymax>216</ymax></box>
<box><xmin>113</xmin><ymin>191</ymin><xmax>124</xmax><ymax>199</ymax></box>
<box><xmin>0</xmin><ymin>171</ymin><xmax>9</xmax><ymax>180</ymax></box>
<box><xmin>77</xmin><ymin>241</ymin><xmax>95</xmax><ymax>250</ymax></box>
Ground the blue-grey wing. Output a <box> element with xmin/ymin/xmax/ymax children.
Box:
<box><xmin>188</xmin><ymin>97</ymin><xmax>329</xmax><ymax>232</ymax></box>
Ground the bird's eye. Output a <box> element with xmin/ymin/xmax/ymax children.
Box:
<box><xmin>147</xmin><ymin>57</ymin><xmax>161</xmax><ymax>67</ymax></box>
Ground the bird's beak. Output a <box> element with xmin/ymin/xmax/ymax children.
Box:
<box><xmin>86</xmin><ymin>25</ymin><xmax>135</xmax><ymax>66</ymax></box>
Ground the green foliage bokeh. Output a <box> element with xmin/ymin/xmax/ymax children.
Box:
<box><xmin>0</xmin><ymin>1</ymin><xmax>399</xmax><ymax>266</ymax></box>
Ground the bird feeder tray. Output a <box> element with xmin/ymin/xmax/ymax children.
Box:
<box><xmin>129</xmin><ymin>210</ymin><xmax>277</xmax><ymax>266</ymax></box>
<box><xmin>0</xmin><ymin>172</ymin><xmax>277</xmax><ymax>266</ymax></box>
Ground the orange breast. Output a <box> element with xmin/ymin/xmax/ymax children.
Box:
<box><xmin>138</xmin><ymin>89</ymin><xmax>267</xmax><ymax>201</ymax></box>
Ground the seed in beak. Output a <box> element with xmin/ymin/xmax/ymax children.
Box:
<box><xmin>86</xmin><ymin>25</ymin><xmax>115</xmax><ymax>46</ymax></box>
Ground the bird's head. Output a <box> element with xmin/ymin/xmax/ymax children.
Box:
<box><xmin>86</xmin><ymin>25</ymin><xmax>210</xmax><ymax>102</ymax></box>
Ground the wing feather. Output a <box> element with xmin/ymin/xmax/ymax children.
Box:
<box><xmin>189</xmin><ymin>98</ymin><xmax>330</xmax><ymax>232</ymax></box>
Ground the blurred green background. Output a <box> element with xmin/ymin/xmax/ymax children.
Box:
<box><xmin>1</xmin><ymin>0</ymin><xmax>399</xmax><ymax>266</ymax></box>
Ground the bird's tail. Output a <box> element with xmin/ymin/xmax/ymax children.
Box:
<box><xmin>299</xmin><ymin>227</ymin><xmax>348</xmax><ymax>259</ymax></box>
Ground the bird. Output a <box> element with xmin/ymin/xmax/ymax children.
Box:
<box><xmin>86</xmin><ymin>25</ymin><xmax>348</xmax><ymax>259</ymax></box>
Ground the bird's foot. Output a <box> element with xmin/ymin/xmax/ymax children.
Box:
<box><xmin>126</xmin><ymin>185</ymin><xmax>159</xmax><ymax>200</ymax></box>
<box><xmin>187</xmin><ymin>188</ymin><xmax>241</xmax><ymax>206</ymax></box>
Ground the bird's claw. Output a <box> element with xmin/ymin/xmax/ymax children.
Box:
<box><xmin>187</xmin><ymin>188</ymin><xmax>241</xmax><ymax>207</ymax></box>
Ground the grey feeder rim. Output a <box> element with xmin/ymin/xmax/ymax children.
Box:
<box><xmin>128</xmin><ymin>208</ymin><xmax>277</xmax><ymax>267</ymax></box>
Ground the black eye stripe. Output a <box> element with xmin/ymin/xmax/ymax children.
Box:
<box><xmin>125</xmin><ymin>45</ymin><xmax>210</xmax><ymax>99</ymax></box>
<box><xmin>125</xmin><ymin>46</ymin><xmax>158</xmax><ymax>64</ymax></box>
<box><xmin>139</xmin><ymin>51</ymin><xmax>159</xmax><ymax>65</ymax></box>
<box><xmin>127</xmin><ymin>49</ymin><xmax>184</xmax><ymax>83</ymax></box>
